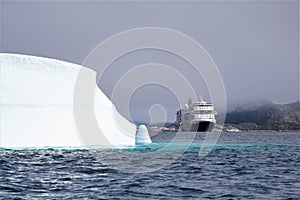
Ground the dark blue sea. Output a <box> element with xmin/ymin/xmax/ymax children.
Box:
<box><xmin>0</xmin><ymin>132</ymin><xmax>299</xmax><ymax>199</ymax></box>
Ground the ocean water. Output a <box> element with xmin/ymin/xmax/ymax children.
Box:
<box><xmin>0</xmin><ymin>132</ymin><xmax>299</xmax><ymax>199</ymax></box>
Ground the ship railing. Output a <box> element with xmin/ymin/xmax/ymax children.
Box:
<box><xmin>193</xmin><ymin>103</ymin><xmax>213</xmax><ymax>106</ymax></box>
<box><xmin>192</xmin><ymin>110</ymin><xmax>216</xmax><ymax>114</ymax></box>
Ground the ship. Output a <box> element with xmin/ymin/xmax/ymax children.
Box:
<box><xmin>175</xmin><ymin>97</ymin><xmax>217</xmax><ymax>132</ymax></box>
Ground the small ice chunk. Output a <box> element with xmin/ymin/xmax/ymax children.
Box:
<box><xmin>135</xmin><ymin>125</ymin><xmax>152</xmax><ymax>145</ymax></box>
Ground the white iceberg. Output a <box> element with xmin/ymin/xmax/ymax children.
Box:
<box><xmin>135</xmin><ymin>125</ymin><xmax>152</xmax><ymax>145</ymax></box>
<box><xmin>0</xmin><ymin>53</ymin><xmax>150</xmax><ymax>148</ymax></box>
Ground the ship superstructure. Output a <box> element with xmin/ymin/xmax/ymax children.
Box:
<box><xmin>175</xmin><ymin>97</ymin><xmax>217</xmax><ymax>132</ymax></box>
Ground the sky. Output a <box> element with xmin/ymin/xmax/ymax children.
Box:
<box><xmin>1</xmin><ymin>1</ymin><xmax>299</xmax><ymax>122</ymax></box>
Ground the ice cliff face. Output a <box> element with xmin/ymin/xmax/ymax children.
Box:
<box><xmin>0</xmin><ymin>54</ymin><xmax>136</xmax><ymax>148</ymax></box>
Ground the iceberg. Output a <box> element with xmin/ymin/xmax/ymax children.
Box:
<box><xmin>135</xmin><ymin>125</ymin><xmax>152</xmax><ymax>145</ymax></box>
<box><xmin>0</xmin><ymin>53</ymin><xmax>150</xmax><ymax>148</ymax></box>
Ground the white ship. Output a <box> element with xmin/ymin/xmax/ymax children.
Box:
<box><xmin>175</xmin><ymin>97</ymin><xmax>217</xmax><ymax>132</ymax></box>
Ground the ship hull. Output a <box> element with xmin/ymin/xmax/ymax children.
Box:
<box><xmin>192</xmin><ymin>121</ymin><xmax>215</xmax><ymax>132</ymax></box>
<box><xmin>181</xmin><ymin>121</ymin><xmax>215</xmax><ymax>132</ymax></box>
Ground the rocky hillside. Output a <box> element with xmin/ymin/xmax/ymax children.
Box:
<box><xmin>225</xmin><ymin>100</ymin><xmax>300</xmax><ymax>131</ymax></box>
